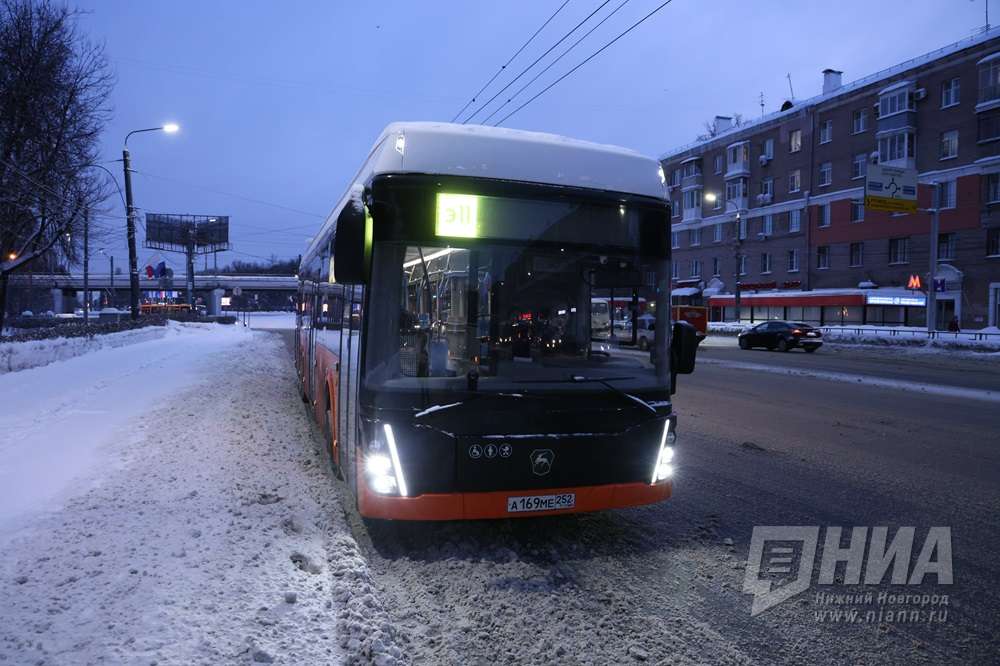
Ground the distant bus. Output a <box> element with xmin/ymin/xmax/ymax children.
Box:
<box><xmin>296</xmin><ymin>122</ymin><xmax>696</xmax><ymax>520</ymax></box>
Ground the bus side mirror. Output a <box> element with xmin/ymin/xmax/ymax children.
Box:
<box><xmin>332</xmin><ymin>199</ymin><xmax>371</xmax><ymax>284</ymax></box>
<box><xmin>671</xmin><ymin>320</ymin><xmax>698</xmax><ymax>375</ymax></box>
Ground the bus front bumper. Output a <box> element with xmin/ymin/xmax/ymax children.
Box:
<box><xmin>357</xmin><ymin>478</ymin><xmax>672</xmax><ymax>521</ymax></box>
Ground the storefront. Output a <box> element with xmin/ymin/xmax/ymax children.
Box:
<box><xmin>708</xmin><ymin>288</ymin><xmax>928</xmax><ymax>326</ymax></box>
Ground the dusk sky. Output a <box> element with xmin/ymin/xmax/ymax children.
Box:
<box><xmin>76</xmin><ymin>0</ymin><xmax>994</xmax><ymax>273</ymax></box>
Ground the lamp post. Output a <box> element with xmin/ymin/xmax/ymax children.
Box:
<box><xmin>704</xmin><ymin>192</ymin><xmax>746</xmax><ymax>322</ymax></box>
<box><xmin>78</xmin><ymin>163</ymin><xmax>127</xmax><ymax>326</ymax></box>
<box><xmin>122</xmin><ymin>123</ymin><xmax>179</xmax><ymax>320</ymax></box>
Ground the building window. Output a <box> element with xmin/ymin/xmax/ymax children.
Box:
<box><xmin>683</xmin><ymin>189</ymin><xmax>702</xmax><ymax>211</ymax></box>
<box><xmin>738</xmin><ymin>255</ymin><xmax>747</xmax><ymax>275</ymax></box>
<box><xmin>941</xmin><ymin>77</ymin><xmax>961</xmax><ymax>108</ymax></box>
<box><xmin>818</xmin><ymin>203</ymin><xmax>831</xmax><ymax>227</ymax></box>
<box><xmin>789</xmin><ymin>209</ymin><xmax>802</xmax><ymax>233</ymax></box>
<box><xmin>728</xmin><ymin>142</ymin><xmax>749</xmax><ymax>167</ymax></box>
<box><xmin>671</xmin><ymin>261</ymin><xmax>679</xmax><ymax>279</ymax></box>
<box><xmin>878</xmin><ymin>131</ymin><xmax>915</xmax><ymax>163</ymax></box>
<box><xmin>714</xmin><ymin>154</ymin><xmax>723</xmax><ymax>174</ymax></box>
<box><xmin>816</xmin><ymin>246</ymin><xmax>830</xmax><ymax>269</ymax></box>
<box><xmin>787</xmin><ymin>249</ymin><xmax>800</xmax><ymax>272</ymax></box>
<box><xmin>852</xmin><ymin>153</ymin><xmax>868</xmax><ymax>180</ymax></box>
<box><xmin>889</xmin><ymin>237</ymin><xmax>910</xmax><ymax>264</ymax></box>
<box><xmin>940</xmin><ymin>180</ymin><xmax>956</xmax><ymax>209</ymax></box>
<box><xmin>819</xmin><ymin>162</ymin><xmax>832</xmax><ymax>186</ymax></box>
<box><xmin>714</xmin><ymin>223</ymin><xmax>723</xmax><ymax>243</ymax></box>
<box><xmin>851</xmin><ymin>201</ymin><xmax>865</xmax><ymax>223</ymax></box>
<box><xmin>672</xmin><ymin>231</ymin><xmax>680</xmax><ymax>249</ymax></box>
<box><xmin>879</xmin><ymin>88</ymin><xmax>914</xmax><ymax>117</ymax></box>
<box><xmin>690</xmin><ymin>227</ymin><xmax>702</xmax><ymax>246</ymax></box>
<box><xmin>988</xmin><ymin>228</ymin><xmax>1000</xmax><ymax>256</ymax></box>
<box><xmin>681</xmin><ymin>161</ymin><xmax>701</xmax><ymax>178</ymax></box>
<box><xmin>819</xmin><ymin>120</ymin><xmax>832</xmax><ymax>144</ymax></box>
<box><xmin>761</xmin><ymin>214</ymin><xmax>773</xmax><ymax>236</ymax></box>
<box><xmin>852</xmin><ymin>108</ymin><xmax>869</xmax><ymax>133</ymax></box>
<box><xmin>938</xmin><ymin>233</ymin><xmax>956</xmax><ymax>260</ymax></box>
<box><xmin>940</xmin><ymin>130</ymin><xmax>959</xmax><ymax>160</ymax></box>
<box><xmin>978</xmin><ymin>112</ymin><xmax>1000</xmax><ymax>142</ymax></box>
<box><xmin>738</xmin><ymin>217</ymin><xmax>748</xmax><ymax>240</ymax></box>
<box><xmin>788</xmin><ymin>169</ymin><xmax>801</xmax><ymax>193</ymax></box>
<box><xmin>985</xmin><ymin>173</ymin><xmax>1000</xmax><ymax>203</ymax></box>
<box><xmin>690</xmin><ymin>259</ymin><xmax>701</xmax><ymax>277</ymax></box>
<box><xmin>789</xmin><ymin>129</ymin><xmax>802</xmax><ymax>153</ymax></box>
<box><xmin>763</xmin><ymin>138</ymin><xmax>774</xmax><ymax>159</ymax></box>
<box><xmin>760</xmin><ymin>252</ymin><xmax>772</xmax><ymax>274</ymax></box>
<box><xmin>671</xmin><ymin>170</ymin><xmax>681</xmax><ymax>187</ymax></box>
<box><xmin>726</xmin><ymin>178</ymin><xmax>747</xmax><ymax>201</ymax></box>
<box><xmin>978</xmin><ymin>59</ymin><xmax>1000</xmax><ymax>104</ymax></box>
<box><xmin>849</xmin><ymin>242</ymin><xmax>864</xmax><ymax>267</ymax></box>
<box><xmin>712</xmin><ymin>257</ymin><xmax>720</xmax><ymax>276</ymax></box>
<box><xmin>760</xmin><ymin>178</ymin><xmax>773</xmax><ymax>198</ymax></box>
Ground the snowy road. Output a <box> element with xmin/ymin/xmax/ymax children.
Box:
<box><xmin>0</xmin><ymin>326</ymin><xmax>399</xmax><ymax>665</ymax></box>
<box><xmin>3</xmin><ymin>325</ymin><xmax>997</xmax><ymax>664</ymax></box>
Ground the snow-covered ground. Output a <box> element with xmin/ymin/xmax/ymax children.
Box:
<box><xmin>246</xmin><ymin>311</ymin><xmax>297</xmax><ymax>331</ymax></box>
<box><xmin>0</xmin><ymin>325</ymin><xmax>398</xmax><ymax>665</ymax></box>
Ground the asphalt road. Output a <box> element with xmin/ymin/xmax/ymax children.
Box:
<box><xmin>282</xmin><ymin>332</ymin><xmax>1000</xmax><ymax>664</ymax></box>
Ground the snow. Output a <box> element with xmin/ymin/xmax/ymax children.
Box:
<box><xmin>0</xmin><ymin>325</ymin><xmax>399</xmax><ymax>665</ymax></box>
<box><xmin>819</xmin><ymin>324</ymin><xmax>1000</xmax><ymax>349</ymax></box>
<box><xmin>303</xmin><ymin>121</ymin><xmax>666</xmax><ymax>265</ymax></box>
<box><xmin>247</xmin><ymin>311</ymin><xmax>297</xmax><ymax>330</ymax></box>
<box><xmin>0</xmin><ymin>323</ymin><xmax>171</xmax><ymax>374</ymax></box>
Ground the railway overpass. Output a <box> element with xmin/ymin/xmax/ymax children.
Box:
<box><xmin>6</xmin><ymin>273</ymin><xmax>298</xmax><ymax>316</ymax></box>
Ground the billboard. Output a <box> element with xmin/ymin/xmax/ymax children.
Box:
<box><xmin>145</xmin><ymin>214</ymin><xmax>231</xmax><ymax>254</ymax></box>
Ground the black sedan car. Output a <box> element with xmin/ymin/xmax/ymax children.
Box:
<box><xmin>738</xmin><ymin>321</ymin><xmax>823</xmax><ymax>352</ymax></box>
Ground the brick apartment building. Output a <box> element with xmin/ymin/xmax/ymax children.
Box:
<box><xmin>660</xmin><ymin>28</ymin><xmax>1000</xmax><ymax>329</ymax></box>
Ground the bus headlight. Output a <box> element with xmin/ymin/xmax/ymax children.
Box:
<box><xmin>364</xmin><ymin>424</ymin><xmax>409</xmax><ymax>497</ymax></box>
<box><xmin>651</xmin><ymin>419</ymin><xmax>676</xmax><ymax>484</ymax></box>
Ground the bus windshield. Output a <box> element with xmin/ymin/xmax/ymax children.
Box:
<box><xmin>363</xmin><ymin>241</ymin><xmax>668</xmax><ymax>393</ymax></box>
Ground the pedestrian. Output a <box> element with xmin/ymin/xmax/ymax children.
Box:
<box><xmin>947</xmin><ymin>315</ymin><xmax>960</xmax><ymax>333</ymax></box>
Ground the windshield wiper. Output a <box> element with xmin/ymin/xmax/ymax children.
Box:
<box><xmin>519</xmin><ymin>375</ymin><xmax>657</xmax><ymax>415</ymax></box>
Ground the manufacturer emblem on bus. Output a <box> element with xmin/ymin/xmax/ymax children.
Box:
<box><xmin>530</xmin><ymin>449</ymin><xmax>554</xmax><ymax>476</ymax></box>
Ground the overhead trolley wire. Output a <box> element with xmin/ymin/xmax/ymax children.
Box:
<box><xmin>495</xmin><ymin>0</ymin><xmax>677</xmax><ymax>126</ymax></box>
<box><xmin>461</xmin><ymin>0</ymin><xmax>612</xmax><ymax>125</ymax></box>
<box><xmin>479</xmin><ymin>0</ymin><xmax>632</xmax><ymax>125</ymax></box>
<box><xmin>450</xmin><ymin>0</ymin><xmax>572</xmax><ymax>122</ymax></box>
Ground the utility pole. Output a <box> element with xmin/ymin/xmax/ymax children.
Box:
<box><xmin>186</xmin><ymin>225</ymin><xmax>196</xmax><ymax>308</ymax></box>
<box><xmin>927</xmin><ymin>182</ymin><xmax>941</xmax><ymax>333</ymax></box>
<box><xmin>122</xmin><ymin>147</ymin><xmax>140</xmax><ymax>320</ymax></box>
<box><xmin>83</xmin><ymin>209</ymin><xmax>90</xmax><ymax>327</ymax></box>
<box><xmin>110</xmin><ymin>255</ymin><xmax>114</xmax><ymax>308</ymax></box>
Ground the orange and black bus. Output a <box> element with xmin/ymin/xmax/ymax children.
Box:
<box><xmin>296</xmin><ymin>122</ymin><xmax>697</xmax><ymax>520</ymax></box>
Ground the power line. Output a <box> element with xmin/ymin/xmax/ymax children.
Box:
<box><xmin>132</xmin><ymin>170</ymin><xmax>325</xmax><ymax>218</ymax></box>
<box><xmin>481</xmin><ymin>0</ymin><xmax>632</xmax><ymax>125</ymax></box>
<box><xmin>496</xmin><ymin>0</ymin><xmax>677</xmax><ymax>126</ymax></box>
<box><xmin>450</xmin><ymin>0</ymin><xmax>572</xmax><ymax>122</ymax></box>
<box><xmin>461</xmin><ymin>0</ymin><xmax>611</xmax><ymax>124</ymax></box>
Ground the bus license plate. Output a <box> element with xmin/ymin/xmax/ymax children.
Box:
<box><xmin>506</xmin><ymin>493</ymin><xmax>576</xmax><ymax>513</ymax></box>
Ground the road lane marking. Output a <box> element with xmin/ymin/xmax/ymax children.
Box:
<box><xmin>697</xmin><ymin>358</ymin><xmax>1000</xmax><ymax>404</ymax></box>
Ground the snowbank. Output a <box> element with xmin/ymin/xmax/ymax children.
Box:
<box><xmin>0</xmin><ymin>324</ymin><xmax>170</xmax><ymax>374</ymax></box>
<box><xmin>819</xmin><ymin>325</ymin><xmax>1000</xmax><ymax>350</ymax></box>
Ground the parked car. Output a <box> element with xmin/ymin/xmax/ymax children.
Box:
<box><xmin>738</xmin><ymin>321</ymin><xmax>823</xmax><ymax>352</ymax></box>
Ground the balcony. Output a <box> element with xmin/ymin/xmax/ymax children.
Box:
<box><xmin>682</xmin><ymin>206</ymin><xmax>702</xmax><ymax>222</ymax></box>
<box><xmin>977</xmin><ymin>83</ymin><xmax>1000</xmax><ymax>113</ymax></box>
<box><xmin>680</xmin><ymin>173</ymin><xmax>703</xmax><ymax>190</ymax></box>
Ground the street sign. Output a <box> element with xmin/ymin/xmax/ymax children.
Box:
<box><xmin>907</xmin><ymin>274</ymin><xmax>922</xmax><ymax>290</ymax></box>
<box><xmin>865</xmin><ymin>163</ymin><xmax>918</xmax><ymax>213</ymax></box>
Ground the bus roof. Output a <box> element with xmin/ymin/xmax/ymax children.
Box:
<box><xmin>301</xmin><ymin>122</ymin><xmax>666</xmax><ymax>269</ymax></box>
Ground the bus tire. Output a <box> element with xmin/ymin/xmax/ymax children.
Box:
<box><xmin>327</xmin><ymin>403</ymin><xmax>343</xmax><ymax>480</ymax></box>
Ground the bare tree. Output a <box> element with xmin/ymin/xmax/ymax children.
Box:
<box><xmin>695</xmin><ymin>113</ymin><xmax>745</xmax><ymax>142</ymax></box>
<box><xmin>0</xmin><ymin>0</ymin><xmax>114</xmax><ymax>332</ymax></box>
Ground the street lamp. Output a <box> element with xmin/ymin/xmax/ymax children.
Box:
<box><xmin>122</xmin><ymin>123</ymin><xmax>180</xmax><ymax>320</ymax></box>
<box><xmin>705</xmin><ymin>192</ymin><xmax>747</xmax><ymax>323</ymax></box>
